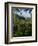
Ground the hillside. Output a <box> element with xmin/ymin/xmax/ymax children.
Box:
<box><xmin>12</xmin><ymin>14</ymin><xmax>32</xmax><ymax>37</ymax></box>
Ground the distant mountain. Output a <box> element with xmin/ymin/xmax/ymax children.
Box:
<box><xmin>14</xmin><ymin>14</ymin><xmax>32</xmax><ymax>20</ymax></box>
<box><xmin>15</xmin><ymin>14</ymin><xmax>25</xmax><ymax>20</ymax></box>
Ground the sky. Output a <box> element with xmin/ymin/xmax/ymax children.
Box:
<box><xmin>12</xmin><ymin>8</ymin><xmax>33</xmax><ymax>19</ymax></box>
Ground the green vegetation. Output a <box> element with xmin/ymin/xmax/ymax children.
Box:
<box><xmin>12</xmin><ymin>14</ymin><xmax>32</xmax><ymax>37</ymax></box>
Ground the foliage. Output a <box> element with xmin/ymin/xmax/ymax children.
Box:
<box><xmin>12</xmin><ymin>14</ymin><xmax>32</xmax><ymax>37</ymax></box>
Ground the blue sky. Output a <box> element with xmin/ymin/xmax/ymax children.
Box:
<box><xmin>12</xmin><ymin>8</ymin><xmax>33</xmax><ymax>19</ymax></box>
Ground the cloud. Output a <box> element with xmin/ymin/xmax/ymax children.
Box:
<box><xmin>13</xmin><ymin>8</ymin><xmax>32</xmax><ymax>18</ymax></box>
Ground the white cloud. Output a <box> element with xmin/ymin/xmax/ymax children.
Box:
<box><xmin>13</xmin><ymin>8</ymin><xmax>32</xmax><ymax>18</ymax></box>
